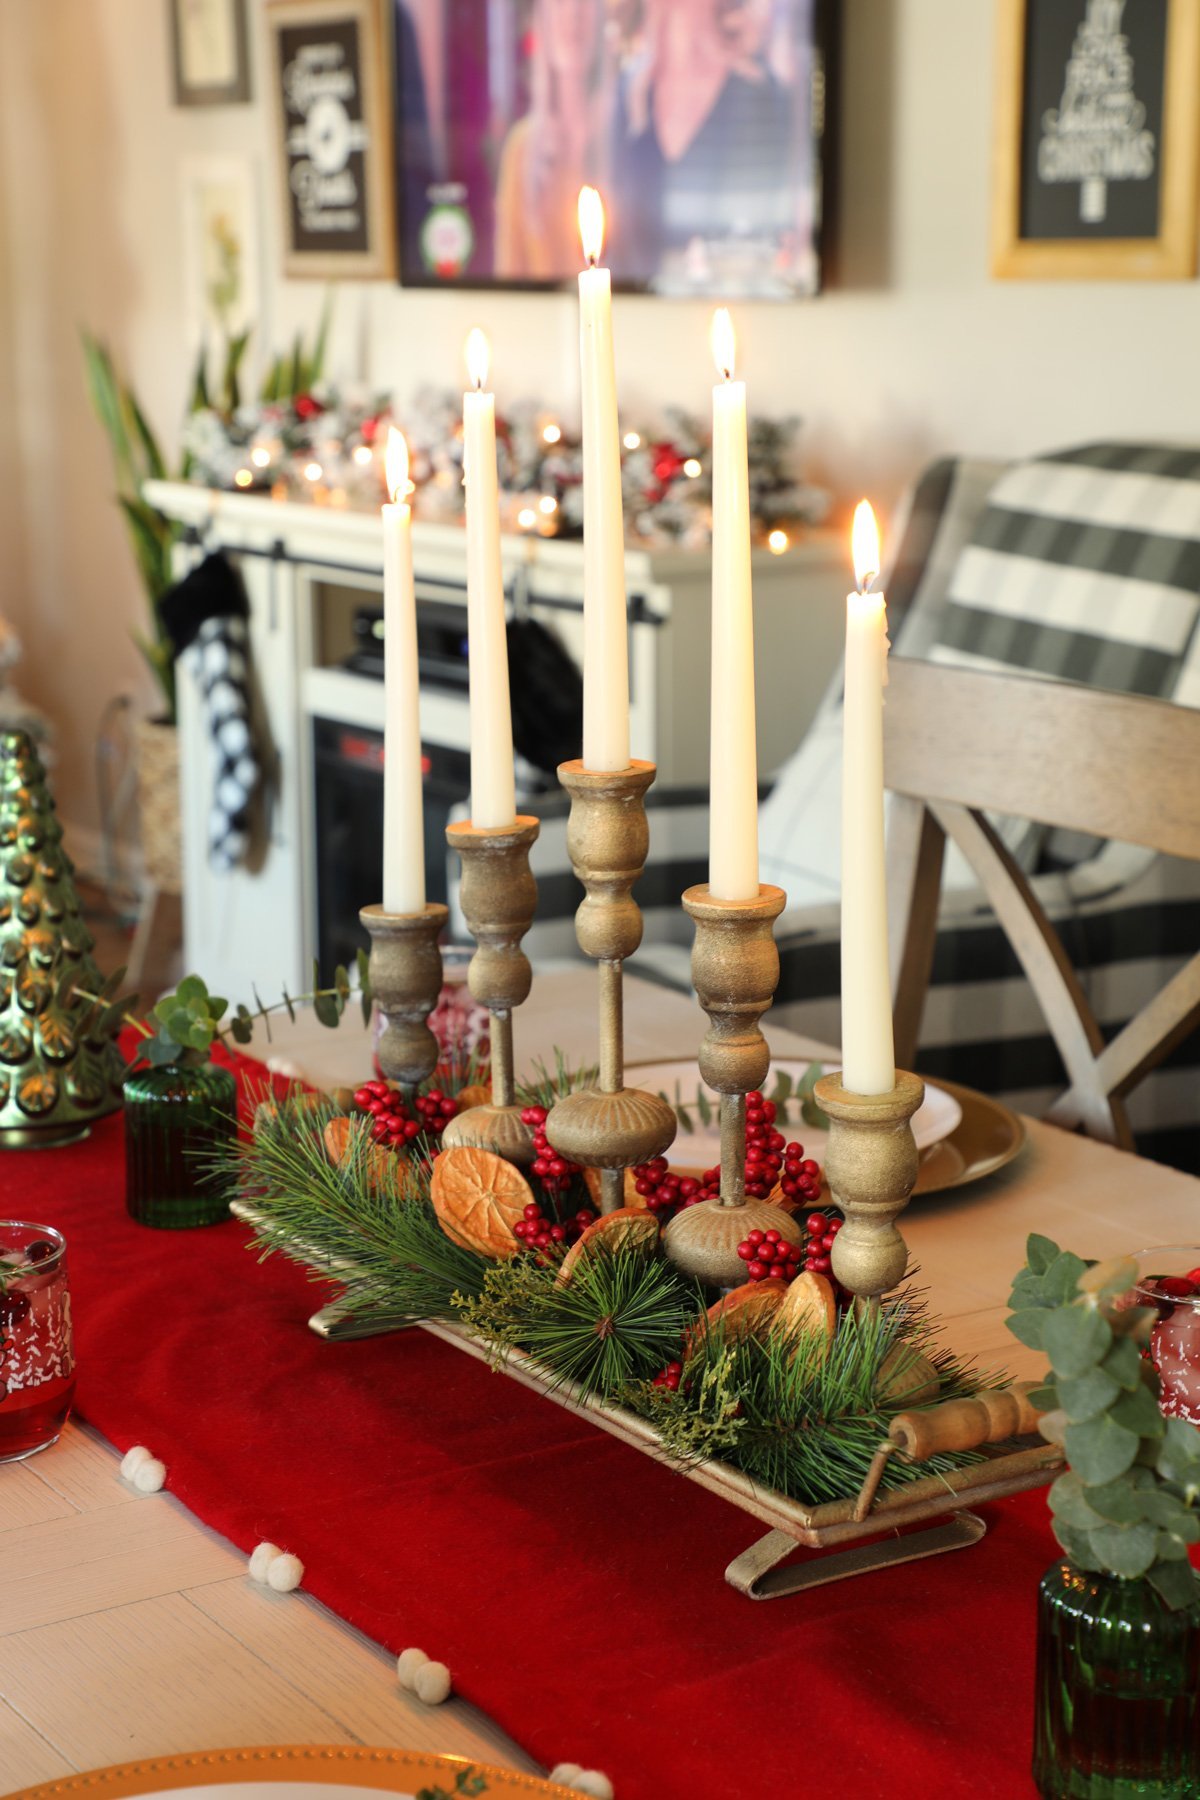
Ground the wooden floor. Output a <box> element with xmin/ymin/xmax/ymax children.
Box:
<box><xmin>0</xmin><ymin>1422</ymin><xmax>538</xmax><ymax>1793</ymax></box>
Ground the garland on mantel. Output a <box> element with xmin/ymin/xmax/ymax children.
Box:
<box><xmin>229</xmin><ymin>1067</ymin><xmax>997</xmax><ymax>1511</ymax></box>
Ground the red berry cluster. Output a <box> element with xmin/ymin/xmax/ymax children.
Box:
<box><xmin>521</xmin><ymin>1104</ymin><xmax>580</xmax><ymax>1194</ymax></box>
<box><xmin>354</xmin><ymin>1080</ymin><xmax>459</xmax><ymax>1148</ymax></box>
<box><xmin>737</xmin><ymin>1227</ymin><xmax>804</xmax><ymax>1283</ymax></box>
<box><xmin>803</xmin><ymin>1211</ymin><xmax>843</xmax><ymax>1277</ymax></box>
<box><xmin>652</xmin><ymin>1359</ymin><xmax>684</xmax><ymax>1393</ymax></box>
<box><xmin>779</xmin><ymin>1145</ymin><xmax>823</xmax><ymax>1208</ymax></box>
<box><xmin>513</xmin><ymin>1200</ymin><xmax>597</xmax><ymax>1262</ymax></box>
<box><xmin>632</xmin><ymin>1158</ymin><xmax>703</xmax><ymax>1216</ymax></box>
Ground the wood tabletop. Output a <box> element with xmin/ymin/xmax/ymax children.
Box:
<box><xmin>4</xmin><ymin>968</ymin><xmax>1198</xmax><ymax>1791</ymax></box>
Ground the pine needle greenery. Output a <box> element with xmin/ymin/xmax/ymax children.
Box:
<box><xmin>455</xmin><ymin>1238</ymin><xmax>704</xmax><ymax>1397</ymax></box>
<box><xmin>632</xmin><ymin>1293</ymin><xmax>990</xmax><ymax>1507</ymax></box>
<box><xmin>230</xmin><ymin>1099</ymin><xmax>491</xmax><ymax>1324</ymax></box>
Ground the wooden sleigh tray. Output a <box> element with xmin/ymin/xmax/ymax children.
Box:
<box><xmin>232</xmin><ymin>1201</ymin><xmax>1062</xmax><ymax>1599</ymax></box>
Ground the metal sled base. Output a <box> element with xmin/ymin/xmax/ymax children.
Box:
<box><xmin>725</xmin><ymin>1511</ymin><xmax>988</xmax><ymax>1600</ymax></box>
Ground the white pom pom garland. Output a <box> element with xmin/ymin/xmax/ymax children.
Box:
<box><xmin>119</xmin><ymin>1445</ymin><xmax>153</xmax><ymax>1482</ymax></box>
<box><xmin>412</xmin><ymin>1660</ymin><xmax>451</xmax><ymax>1706</ymax></box>
<box><xmin>131</xmin><ymin>1457</ymin><xmax>166</xmax><ymax>1494</ymax></box>
<box><xmin>396</xmin><ymin>1647</ymin><xmax>430</xmax><ymax>1688</ymax></box>
<box><xmin>550</xmin><ymin>1767</ymin><xmax>613</xmax><ymax>1798</ymax></box>
<box><xmin>248</xmin><ymin>1542</ymin><xmax>281</xmax><ymax>1584</ymax></box>
<box><xmin>266</xmin><ymin>1551</ymin><xmax>304</xmax><ymax>1593</ymax></box>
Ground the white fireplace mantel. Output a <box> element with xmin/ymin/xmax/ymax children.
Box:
<box><xmin>145</xmin><ymin>482</ymin><xmax>847</xmax><ymax>1006</ymax></box>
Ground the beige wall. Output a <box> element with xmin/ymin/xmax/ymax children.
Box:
<box><xmin>4</xmin><ymin>0</ymin><xmax>1200</xmax><ymax>839</ymax></box>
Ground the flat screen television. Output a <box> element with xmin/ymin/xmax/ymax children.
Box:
<box><xmin>393</xmin><ymin>0</ymin><xmax>832</xmax><ymax>296</ymax></box>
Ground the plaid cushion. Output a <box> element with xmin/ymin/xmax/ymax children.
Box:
<box><xmin>932</xmin><ymin>443</ymin><xmax>1200</xmax><ymax>702</ymax></box>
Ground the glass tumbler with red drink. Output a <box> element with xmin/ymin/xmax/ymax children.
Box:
<box><xmin>0</xmin><ymin>1222</ymin><xmax>75</xmax><ymax>1461</ymax></box>
<box><xmin>1132</xmin><ymin>1246</ymin><xmax>1200</xmax><ymax>1424</ymax></box>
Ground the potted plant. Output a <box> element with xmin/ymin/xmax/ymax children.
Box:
<box><xmin>1008</xmin><ymin>1235</ymin><xmax>1200</xmax><ymax>1797</ymax></box>
<box><xmin>122</xmin><ymin>957</ymin><xmax>368</xmax><ymax>1229</ymax></box>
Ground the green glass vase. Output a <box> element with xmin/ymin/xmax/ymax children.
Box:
<box><xmin>123</xmin><ymin>1057</ymin><xmax>237</xmax><ymax>1228</ymax></box>
<box><xmin>1034</xmin><ymin>1559</ymin><xmax>1200</xmax><ymax>1798</ymax></box>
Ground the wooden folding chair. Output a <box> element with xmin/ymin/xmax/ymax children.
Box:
<box><xmin>884</xmin><ymin>658</ymin><xmax>1200</xmax><ymax>1148</ymax></box>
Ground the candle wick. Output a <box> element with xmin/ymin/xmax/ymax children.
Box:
<box><xmin>722</xmin><ymin>367</ymin><xmax>731</xmax><ymax>382</ymax></box>
<box><xmin>586</xmin><ymin>253</ymin><xmax>598</xmax><ymax>269</ymax></box>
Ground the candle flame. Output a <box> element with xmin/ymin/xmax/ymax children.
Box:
<box><xmin>385</xmin><ymin>427</ymin><xmax>410</xmax><ymax>503</ymax></box>
<box><xmin>710</xmin><ymin>307</ymin><xmax>735</xmax><ymax>381</ymax></box>
<box><xmin>465</xmin><ymin>327</ymin><xmax>490</xmax><ymax>391</ymax></box>
<box><xmin>578</xmin><ymin>186</ymin><xmax>605</xmax><ymax>266</ymax></box>
<box><xmin>852</xmin><ymin>500</ymin><xmax>881</xmax><ymax>592</ymax></box>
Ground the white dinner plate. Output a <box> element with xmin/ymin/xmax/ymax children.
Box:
<box><xmin>6</xmin><ymin>1746</ymin><xmax>575</xmax><ymax>1800</ymax></box>
<box><xmin>631</xmin><ymin>1058</ymin><xmax>963</xmax><ymax>1171</ymax></box>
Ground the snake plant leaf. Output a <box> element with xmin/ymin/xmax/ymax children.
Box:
<box><xmin>1064</xmin><ymin>1414</ymin><xmax>1140</xmax><ymax>1485</ymax></box>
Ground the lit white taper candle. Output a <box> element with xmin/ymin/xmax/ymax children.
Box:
<box><xmin>381</xmin><ymin>428</ymin><xmax>425</xmax><ymax>913</ymax></box>
<box><xmin>462</xmin><ymin>328</ymin><xmax>517</xmax><ymax>829</ymax></box>
<box><xmin>708</xmin><ymin>308</ymin><xmax>758</xmax><ymax>901</ymax></box>
<box><xmin>840</xmin><ymin>501</ymin><xmax>896</xmax><ymax>1096</ymax></box>
<box><xmin>577</xmin><ymin>186</ymin><xmax>631</xmax><ymax>772</ymax></box>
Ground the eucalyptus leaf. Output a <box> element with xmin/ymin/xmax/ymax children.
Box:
<box><xmin>1158</xmin><ymin>1418</ymin><xmax>1200</xmax><ymax>1485</ymax></box>
<box><xmin>1088</xmin><ymin>1520</ymin><xmax>1159</xmax><ymax>1580</ymax></box>
<box><xmin>770</xmin><ymin>1071</ymin><xmax>793</xmax><ymax>1104</ymax></box>
<box><xmin>1083</xmin><ymin>1476</ymin><xmax>1146</xmax><ymax>1524</ymax></box>
<box><xmin>1057</xmin><ymin>1367</ymin><xmax>1121</xmax><ymax>1422</ymax></box>
<box><xmin>1077</xmin><ymin>1255</ymin><xmax>1139</xmax><ymax>1301</ymax></box>
<box><xmin>1026</xmin><ymin>1234</ymin><xmax>1061</xmax><ymax>1276</ymax></box>
<box><xmin>230</xmin><ymin>1015</ymin><xmax>253</xmax><ymax>1045</ymax></box>
<box><xmin>1048</xmin><ymin>1472</ymin><xmax>1109</xmax><ymax>1532</ymax></box>
<box><xmin>1101</xmin><ymin>1336</ymin><xmax>1145</xmax><ymax>1391</ymax></box>
<box><xmin>1052</xmin><ymin>1520</ymin><xmax>1106</xmax><ymax>1573</ymax></box>
<box><xmin>334</xmin><ymin>964</ymin><xmax>351</xmax><ymax>1001</ymax></box>
<box><xmin>1043</xmin><ymin>1250</ymin><xmax>1091</xmax><ymax>1304</ymax></box>
<box><xmin>175</xmin><ymin>975</ymin><xmax>208</xmax><ymax>1007</ymax></box>
<box><xmin>206</xmin><ymin>995</ymin><xmax>229</xmax><ymax>1022</ymax></box>
<box><xmin>313</xmin><ymin>992</ymin><xmax>341</xmax><ymax>1028</ymax></box>
<box><xmin>1110</xmin><ymin>1383</ymin><xmax>1165</xmax><ymax>1439</ymax></box>
<box><xmin>357</xmin><ymin>947</ymin><xmax>372</xmax><ymax>1024</ymax></box>
<box><xmin>1137</xmin><ymin>1490</ymin><xmax>1200</xmax><ymax>1537</ymax></box>
<box><xmin>1147</xmin><ymin>1559</ymin><xmax>1200</xmax><ymax>1611</ymax></box>
<box><xmin>1064</xmin><ymin>1415</ymin><xmax>1140</xmax><ymax>1485</ymax></box>
<box><xmin>1043</xmin><ymin>1306</ymin><xmax>1112</xmax><ymax>1378</ymax></box>
<box><xmin>1007</xmin><ymin>1308</ymin><xmax>1049</xmax><ymax>1351</ymax></box>
<box><xmin>1027</xmin><ymin>1383</ymin><xmax>1059</xmax><ymax>1413</ymax></box>
<box><xmin>696</xmin><ymin>1088</ymin><xmax>712</xmax><ymax>1127</ymax></box>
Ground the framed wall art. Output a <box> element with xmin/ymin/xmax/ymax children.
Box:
<box><xmin>179</xmin><ymin>156</ymin><xmax>262</xmax><ymax>358</ymax></box>
<box><xmin>267</xmin><ymin>0</ymin><xmax>396</xmax><ymax>279</ymax></box>
<box><xmin>392</xmin><ymin>0</ymin><xmax>834</xmax><ymax>297</ymax></box>
<box><xmin>992</xmin><ymin>0</ymin><xmax>1200</xmax><ymax>279</ymax></box>
<box><xmin>169</xmin><ymin>0</ymin><xmax>252</xmax><ymax>106</ymax></box>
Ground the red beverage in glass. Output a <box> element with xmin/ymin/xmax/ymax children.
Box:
<box><xmin>0</xmin><ymin>1223</ymin><xmax>75</xmax><ymax>1462</ymax></box>
<box><xmin>1132</xmin><ymin>1245</ymin><xmax>1200</xmax><ymax>1424</ymax></box>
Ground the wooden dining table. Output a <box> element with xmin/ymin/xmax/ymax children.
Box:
<box><xmin>2</xmin><ymin>966</ymin><xmax>1198</xmax><ymax>1793</ymax></box>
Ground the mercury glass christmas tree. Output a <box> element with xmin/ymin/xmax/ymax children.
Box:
<box><xmin>0</xmin><ymin>731</ymin><xmax>125</xmax><ymax>1145</ymax></box>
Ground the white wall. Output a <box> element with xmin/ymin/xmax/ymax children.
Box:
<box><xmin>3</xmin><ymin>0</ymin><xmax>1200</xmax><ymax>837</ymax></box>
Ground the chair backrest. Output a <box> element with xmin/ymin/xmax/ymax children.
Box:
<box><xmin>884</xmin><ymin>657</ymin><xmax>1200</xmax><ymax>1146</ymax></box>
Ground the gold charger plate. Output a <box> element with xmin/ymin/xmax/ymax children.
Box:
<box><xmin>5</xmin><ymin>1745</ymin><xmax>576</xmax><ymax>1800</ymax></box>
<box><xmin>913</xmin><ymin>1077</ymin><xmax>1026</xmax><ymax>1196</ymax></box>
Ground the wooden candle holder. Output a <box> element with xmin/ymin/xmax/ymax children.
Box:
<box><xmin>544</xmin><ymin>760</ymin><xmax>676</xmax><ymax>1212</ymax></box>
<box><xmin>662</xmin><ymin>883</ymin><xmax>804</xmax><ymax>1285</ymax></box>
<box><xmin>813</xmin><ymin>1069</ymin><xmax>925</xmax><ymax>1301</ymax></box>
<box><xmin>359</xmin><ymin>902</ymin><xmax>449</xmax><ymax>1093</ymax></box>
<box><xmin>441</xmin><ymin>817</ymin><xmax>540</xmax><ymax>1166</ymax></box>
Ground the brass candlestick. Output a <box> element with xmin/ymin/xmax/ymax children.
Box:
<box><xmin>360</xmin><ymin>902</ymin><xmax>449</xmax><ymax>1092</ymax></box>
<box><xmin>662</xmin><ymin>884</ymin><xmax>804</xmax><ymax>1285</ymax></box>
<box><xmin>441</xmin><ymin>817</ymin><xmax>540</xmax><ymax>1166</ymax></box>
<box><xmin>813</xmin><ymin>1069</ymin><xmax>924</xmax><ymax>1301</ymax></box>
<box><xmin>544</xmin><ymin>760</ymin><xmax>676</xmax><ymax>1212</ymax></box>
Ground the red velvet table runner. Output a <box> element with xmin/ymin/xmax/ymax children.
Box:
<box><xmin>0</xmin><ymin>1050</ymin><xmax>1048</xmax><ymax>1798</ymax></box>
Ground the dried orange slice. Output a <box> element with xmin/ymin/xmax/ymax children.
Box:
<box><xmin>454</xmin><ymin>1083</ymin><xmax>492</xmax><ymax>1112</ymax></box>
<box><xmin>322</xmin><ymin>1114</ymin><xmax>394</xmax><ymax>1189</ymax></box>
<box><xmin>775</xmin><ymin>1271</ymin><xmax>837</xmax><ymax>1346</ymax></box>
<box><xmin>556</xmin><ymin>1206</ymin><xmax>660</xmax><ymax>1285</ymax></box>
<box><xmin>429</xmin><ymin>1144</ymin><xmax>532</xmax><ymax>1260</ymax></box>
<box><xmin>686</xmin><ymin>1278</ymin><xmax>788</xmax><ymax>1353</ymax></box>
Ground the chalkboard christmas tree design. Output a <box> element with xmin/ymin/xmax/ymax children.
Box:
<box><xmin>1038</xmin><ymin>0</ymin><xmax>1156</xmax><ymax>224</ymax></box>
<box><xmin>0</xmin><ymin>731</ymin><xmax>126</xmax><ymax>1145</ymax></box>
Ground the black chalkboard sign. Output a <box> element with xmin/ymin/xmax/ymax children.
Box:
<box><xmin>267</xmin><ymin>0</ymin><xmax>395</xmax><ymax>280</ymax></box>
<box><xmin>993</xmin><ymin>0</ymin><xmax>1199</xmax><ymax>279</ymax></box>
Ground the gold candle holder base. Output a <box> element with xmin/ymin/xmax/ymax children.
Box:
<box><xmin>544</xmin><ymin>760</ymin><xmax>675</xmax><ymax>1212</ymax></box>
<box><xmin>441</xmin><ymin>817</ymin><xmax>540</xmax><ymax>1167</ymax></box>
<box><xmin>663</xmin><ymin>883</ymin><xmax>803</xmax><ymax>1286</ymax></box>
<box><xmin>360</xmin><ymin>902</ymin><xmax>449</xmax><ymax>1092</ymax></box>
<box><xmin>814</xmin><ymin>1070</ymin><xmax>924</xmax><ymax>1301</ymax></box>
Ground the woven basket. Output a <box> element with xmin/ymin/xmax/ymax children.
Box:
<box><xmin>135</xmin><ymin>716</ymin><xmax>183</xmax><ymax>896</ymax></box>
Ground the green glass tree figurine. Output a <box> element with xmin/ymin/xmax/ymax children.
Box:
<box><xmin>0</xmin><ymin>730</ymin><xmax>125</xmax><ymax>1146</ymax></box>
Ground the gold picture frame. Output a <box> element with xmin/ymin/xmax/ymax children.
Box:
<box><xmin>266</xmin><ymin>0</ymin><xmax>396</xmax><ymax>280</ymax></box>
<box><xmin>992</xmin><ymin>0</ymin><xmax>1200</xmax><ymax>279</ymax></box>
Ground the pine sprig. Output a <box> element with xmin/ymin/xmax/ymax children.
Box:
<box><xmin>454</xmin><ymin>1238</ymin><xmax>703</xmax><ymax>1399</ymax></box>
<box><xmin>632</xmin><ymin>1291</ymin><xmax>989</xmax><ymax>1508</ymax></box>
<box><xmin>229</xmin><ymin>1098</ymin><xmax>491</xmax><ymax>1323</ymax></box>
